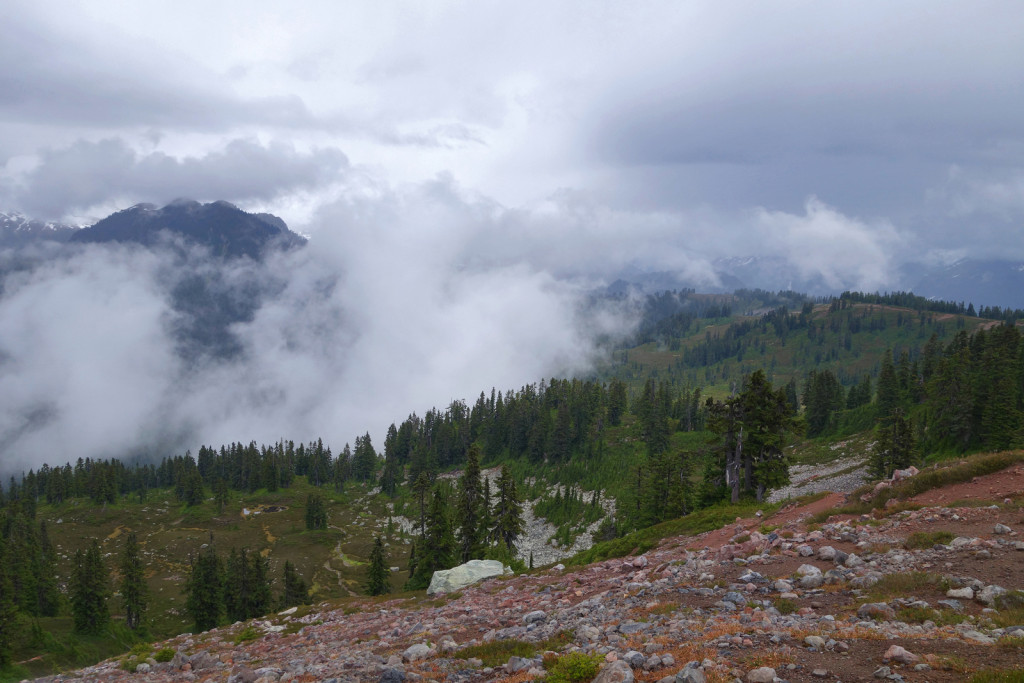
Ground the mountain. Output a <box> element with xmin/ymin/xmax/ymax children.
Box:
<box><xmin>69</xmin><ymin>199</ymin><xmax>305</xmax><ymax>259</ymax></box>
<box><xmin>0</xmin><ymin>211</ymin><xmax>77</xmax><ymax>247</ymax></box>
<box><xmin>908</xmin><ymin>258</ymin><xmax>1024</xmax><ymax>311</ymax></box>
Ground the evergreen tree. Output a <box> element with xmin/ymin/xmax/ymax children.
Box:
<box><xmin>0</xmin><ymin>537</ymin><xmax>16</xmax><ymax>668</ymax></box>
<box><xmin>876</xmin><ymin>349</ymin><xmax>900</xmax><ymax>421</ymax></box>
<box><xmin>280</xmin><ymin>560</ymin><xmax>311</xmax><ymax>609</ymax></box>
<box><xmin>454</xmin><ymin>445</ymin><xmax>485</xmax><ymax>563</ymax></box>
<box><xmin>249</xmin><ymin>551</ymin><xmax>272</xmax><ymax>619</ymax></box>
<box><xmin>119</xmin><ymin>531</ymin><xmax>147</xmax><ymax>631</ymax></box>
<box><xmin>35</xmin><ymin>521</ymin><xmax>60</xmax><ymax>617</ymax></box>
<box><xmin>70</xmin><ymin>539</ymin><xmax>110</xmax><ymax>635</ymax></box>
<box><xmin>185</xmin><ymin>544</ymin><xmax>222</xmax><ymax>632</ymax></box>
<box><xmin>305</xmin><ymin>493</ymin><xmax>328</xmax><ymax>530</ymax></box>
<box><xmin>223</xmin><ymin>547</ymin><xmax>251</xmax><ymax>623</ymax></box>
<box><xmin>365</xmin><ymin>536</ymin><xmax>390</xmax><ymax>596</ymax></box>
<box><xmin>406</xmin><ymin>487</ymin><xmax>456</xmax><ymax>590</ymax></box>
<box><xmin>607</xmin><ymin>378</ymin><xmax>628</xmax><ymax>426</ymax></box>
<box><xmin>214</xmin><ymin>477</ymin><xmax>229</xmax><ymax>514</ymax></box>
<box><xmin>871</xmin><ymin>407</ymin><xmax>918</xmax><ymax>478</ymax></box>
<box><xmin>411</xmin><ymin>472</ymin><xmax>431</xmax><ymax>536</ymax></box>
<box><xmin>491</xmin><ymin>466</ymin><xmax>524</xmax><ymax>551</ymax></box>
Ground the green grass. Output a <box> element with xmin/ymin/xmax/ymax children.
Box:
<box><xmin>895</xmin><ymin>606</ymin><xmax>965</xmax><ymax>626</ymax></box>
<box><xmin>867</xmin><ymin>572</ymin><xmax>949</xmax><ymax>599</ymax></box>
<box><xmin>904</xmin><ymin>530</ymin><xmax>955</xmax><ymax>549</ymax></box>
<box><xmin>565</xmin><ymin>500</ymin><xmax>781</xmax><ymax>566</ymax></box>
<box><xmin>543</xmin><ymin>652</ymin><xmax>603</xmax><ymax>683</ymax></box>
<box><xmin>452</xmin><ymin>631</ymin><xmax>573</xmax><ymax>668</ymax></box>
<box><xmin>970</xmin><ymin>670</ymin><xmax>1024</xmax><ymax>683</ymax></box>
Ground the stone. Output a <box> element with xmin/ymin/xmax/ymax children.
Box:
<box><xmin>402</xmin><ymin>644</ymin><xmax>432</xmax><ymax>662</ymax></box>
<box><xmin>675</xmin><ymin>663</ymin><xmax>706</xmax><ymax>683</ymax></box>
<box><xmin>774</xmin><ymin>579</ymin><xmax>793</xmax><ymax>592</ymax></box>
<box><xmin>228</xmin><ymin>667</ymin><xmax>257</xmax><ymax>683</ymax></box>
<box><xmin>505</xmin><ymin>656</ymin><xmax>534</xmax><ymax>673</ymax></box>
<box><xmin>593</xmin><ymin>660</ymin><xmax>635</xmax><ymax>683</ymax></box>
<box><xmin>812</xmin><ymin>670</ymin><xmax>829</xmax><ymax>679</ymax></box>
<box><xmin>858</xmin><ymin>602</ymin><xmax>896</xmax><ymax>621</ymax></box>
<box><xmin>845</xmin><ymin>553</ymin><xmax>864</xmax><ymax>568</ymax></box>
<box><xmin>427</xmin><ymin>559</ymin><xmax>510</xmax><ymax>595</ymax></box>
<box><xmin>623</xmin><ymin>650</ymin><xmax>645</xmax><ymax>668</ymax></box>
<box><xmin>796</xmin><ymin>564</ymin><xmax>822</xmax><ymax>577</ymax></box>
<box><xmin>136</xmin><ymin>663</ymin><xmax>151</xmax><ymax>674</ymax></box>
<box><xmin>644</xmin><ymin>655</ymin><xmax>662</xmax><ymax>670</ymax></box>
<box><xmin>523</xmin><ymin>610</ymin><xmax>547</xmax><ymax>624</ymax></box>
<box><xmin>817</xmin><ymin>546</ymin><xmax>837</xmax><ymax>561</ymax></box>
<box><xmin>950</xmin><ymin>537</ymin><xmax>974</xmax><ymax>548</ymax></box>
<box><xmin>946</xmin><ymin>587</ymin><xmax>973</xmax><ymax>600</ymax></box>
<box><xmin>962</xmin><ymin>630</ymin><xmax>996</xmax><ymax>644</ymax></box>
<box><xmin>978</xmin><ymin>585</ymin><xmax>1007</xmax><ymax>606</ymax></box>
<box><xmin>746</xmin><ymin>666</ymin><xmax>776</xmax><ymax>683</ymax></box>
<box><xmin>797</xmin><ymin>544</ymin><xmax>814</xmax><ymax>557</ymax></box>
<box><xmin>883</xmin><ymin>645</ymin><xmax>919</xmax><ymax>664</ymax></box>
<box><xmin>800</xmin><ymin>574</ymin><xmax>824</xmax><ymax>589</ymax></box>
<box><xmin>873</xmin><ymin>666</ymin><xmax>891</xmax><ymax>678</ymax></box>
<box><xmin>804</xmin><ymin>635</ymin><xmax>826</xmax><ymax>649</ymax></box>
<box><xmin>379</xmin><ymin>669</ymin><xmax>406</xmax><ymax>683</ymax></box>
<box><xmin>994</xmin><ymin>523</ymin><xmax>1012</xmax><ymax>535</ymax></box>
<box><xmin>938</xmin><ymin>599</ymin><xmax>964</xmax><ymax>611</ymax></box>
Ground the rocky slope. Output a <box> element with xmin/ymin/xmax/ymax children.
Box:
<box><xmin>27</xmin><ymin>461</ymin><xmax>1024</xmax><ymax>683</ymax></box>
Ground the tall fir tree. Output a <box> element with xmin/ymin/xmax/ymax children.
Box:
<box><xmin>365</xmin><ymin>536</ymin><xmax>390</xmax><ymax>596</ymax></box>
<box><xmin>280</xmin><ymin>560</ymin><xmax>311</xmax><ymax>609</ymax></box>
<box><xmin>406</xmin><ymin>487</ymin><xmax>456</xmax><ymax>590</ymax></box>
<box><xmin>454</xmin><ymin>445</ymin><xmax>485</xmax><ymax>563</ymax></box>
<box><xmin>185</xmin><ymin>544</ymin><xmax>222</xmax><ymax>632</ymax></box>
<box><xmin>0</xmin><ymin>536</ymin><xmax>16</xmax><ymax>668</ymax></box>
<box><xmin>491</xmin><ymin>466</ymin><xmax>524</xmax><ymax>552</ymax></box>
<box><xmin>119</xmin><ymin>531</ymin><xmax>147</xmax><ymax>631</ymax></box>
<box><xmin>70</xmin><ymin>539</ymin><xmax>110</xmax><ymax>635</ymax></box>
<box><xmin>305</xmin><ymin>493</ymin><xmax>328</xmax><ymax>530</ymax></box>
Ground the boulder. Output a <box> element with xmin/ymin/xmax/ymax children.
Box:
<box><xmin>746</xmin><ymin>666</ymin><xmax>776</xmax><ymax>683</ymax></box>
<box><xmin>402</xmin><ymin>643</ymin><xmax>432</xmax><ymax>662</ymax></box>
<box><xmin>883</xmin><ymin>645</ymin><xmax>919</xmax><ymax>664</ymax></box>
<box><xmin>427</xmin><ymin>559</ymin><xmax>511</xmax><ymax>595</ymax></box>
<box><xmin>675</xmin><ymin>662</ymin><xmax>706</xmax><ymax>683</ymax></box>
<box><xmin>858</xmin><ymin>602</ymin><xmax>896</xmax><ymax>621</ymax></box>
<box><xmin>593</xmin><ymin>660</ymin><xmax>635</xmax><ymax>683</ymax></box>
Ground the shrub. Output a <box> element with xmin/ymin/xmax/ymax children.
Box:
<box><xmin>153</xmin><ymin>648</ymin><xmax>175</xmax><ymax>662</ymax></box>
<box><xmin>904</xmin><ymin>530</ymin><xmax>954</xmax><ymax>549</ymax></box>
<box><xmin>544</xmin><ymin>652</ymin><xmax>603</xmax><ymax>683</ymax></box>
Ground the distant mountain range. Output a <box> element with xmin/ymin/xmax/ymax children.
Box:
<box><xmin>2</xmin><ymin>199</ymin><xmax>305</xmax><ymax>259</ymax></box>
<box><xmin>3</xmin><ymin>202</ymin><xmax>1023</xmax><ymax>309</ymax></box>
<box><xmin>606</xmin><ymin>255</ymin><xmax>1024</xmax><ymax>311</ymax></box>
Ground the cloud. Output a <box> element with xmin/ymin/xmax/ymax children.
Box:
<box><xmin>0</xmin><ymin>178</ymin><xmax>637</xmax><ymax>474</ymax></box>
<box><xmin>6</xmin><ymin>138</ymin><xmax>348</xmax><ymax>220</ymax></box>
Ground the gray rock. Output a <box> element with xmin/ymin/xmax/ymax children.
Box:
<box><xmin>937</xmin><ymin>599</ymin><xmax>963</xmax><ymax>611</ymax></box>
<box><xmin>593</xmin><ymin>660</ymin><xmax>635</xmax><ymax>683</ymax></box>
<box><xmin>746</xmin><ymin>666</ymin><xmax>776</xmax><ymax>683</ymax></box>
<box><xmin>623</xmin><ymin>650</ymin><xmax>645</xmax><ymax>668</ymax></box>
<box><xmin>380</xmin><ymin>668</ymin><xmax>406</xmax><ymax>683</ymax></box>
<box><xmin>812</xmin><ymin>670</ymin><xmax>829</xmax><ymax>679</ymax></box>
<box><xmin>800</xmin><ymin>574</ymin><xmax>824</xmax><ymax>589</ymax></box>
<box><xmin>135</xmin><ymin>663</ymin><xmax>151</xmax><ymax>674</ymax></box>
<box><xmin>797</xmin><ymin>544</ymin><xmax>814</xmax><ymax>557</ymax></box>
<box><xmin>994</xmin><ymin>523</ymin><xmax>1012</xmax><ymax>535</ymax></box>
<box><xmin>845</xmin><ymin>553</ymin><xmax>864</xmax><ymax>567</ymax></box>
<box><xmin>962</xmin><ymin>630</ymin><xmax>996</xmax><ymax>644</ymax></box>
<box><xmin>402</xmin><ymin>644</ymin><xmax>432</xmax><ymax>662</ymax></box>
<box><xmin>505</xmin><ymin>656</ymin><xmax>534</xmax><ymax>673</ymax></box>
<box><xmin>858</xmin><ymin>602</ymin><xmax>896</xmax><ymax>621</ymax></box>
<box><xmin>796</xmin><ymin>564</ymin><xmax>821</xmax><ymax>577</ymax></box>
<box><xmin>228</xmin><ymin>667</ymin><xmax>257</xmax><ymax>683</ymax></box>
<box><xmin>723</xmin><ymin>591</ymin><xmax>746</xmax><ymax>605</ymax></box>
<box><xmin>978</xmin><ymin>585</ymin><xmax>1008</xmax><ymax>606</ymax></box>
<box><xmin>523</xmin><ymin>610</ymin><xmax>547</xmax><ymax>624</ymax></box>
<box><xmin>817</xmin><ymin>546</ymin><xmax>837</xmax><ymax>561</ymax></box>
<box><xmin>873</xmin><ymin>666</ymin><xmax>891</xmax><ymax>679</ymax></box>
<box><xmin>946</xmin><ymin>587</ymin><xmax>973</xmax><ymax>600</ymax></box>
<box><xmin>675</xmin><ymin>662</ymin><xmax>706</xmax><ymax>683</ymax></box>
<box><xmin>803</xmin><ymin>635</ymin><xmax>826</xmax><ymax>649</ymax></box>
<box><xmin>427</xmin><ymin>559</ymin><xmax>510</xmax><ymax>595</ymax></box>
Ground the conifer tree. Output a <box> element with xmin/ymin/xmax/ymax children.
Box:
<box><xmin>280</xmin><ymin>560</ymin><xmax>311</xmax><ymax>608</ymax></box>
<box><xmin>223</xmin><ymin>547</ymin><xmax>251</xmax><ymax>623</ymax></box>
<box><xmin>454</xmin><ymin>445</ymin><xmax>485</xmax><ymax>563</ymax></box>
<box><xmin>70</xmin><ymin>539</ymin><xmax>110</xmax><ymax>634</ymax></box>
<box><xmin>185</xmin><ymin>544</ymin><xmax>222</xmax><ymax>632</ymax></box>
<box><xmin>406</xmin><ymin>487</ymin><xmax>456</xmax><ymax>590</ymax></box>
<box><xmin>366</xmin><ymin>536</ymin><xmax>390</xmax><ymax>596</ymax></box>
<box><xmin>491</xmin><ymin>466</ymin><xmax>524</xmax><ymax>551</ymax></box>
<box><xmin>249</xmin><ymin>551</ymin><xmax>272</xmax><ymax>619</ymax></box>
<box><xmin>35</xmin><ymin>520</ymin><xmax>60</xmax><ymax>617</ymax></box>
<box><xmin>0</xmin><ymin>537</ymin><xmax>16</xmax><ymax>668</ymax></box>
<box><xmin>305</xmin><ymin>493</ymin><xmax>327</xmax><ymax>530</ymax></box>
<box><xmin>119</xmin><ymin>531</ymin><xmax>147</xmax><ymax>631</ymax></box>
<box><xmin>871</xmin><ymin>407</ymin><xmax>918</xmax><ymax>478</ymax></box>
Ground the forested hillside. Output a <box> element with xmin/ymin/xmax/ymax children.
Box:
<box><xmin>3</xmin><ymin>288</ymin><xmax>1024</xmax><ymax>679</ymax></box>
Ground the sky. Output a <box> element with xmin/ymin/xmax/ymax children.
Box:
<box><xmin>2</xmin><ymin>1</ymin><xmax>1024</xmax><ymax>470</ymax></box>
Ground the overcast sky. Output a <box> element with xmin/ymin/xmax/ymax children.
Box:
<box><xmin>2</xmin><ymin>1</ymin><xmax>1023</xmax><ymax>268</ymax></box>
<box><xmin>3</xmin><ymin>1</ymin><xmax>1024</xmax><ymax>470</ymax></box>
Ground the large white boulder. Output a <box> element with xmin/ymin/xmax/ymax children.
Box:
<box><xmin>427</xmin><ymin>559</ymin><xmax>512</xmax><ymax>595</ymax></box>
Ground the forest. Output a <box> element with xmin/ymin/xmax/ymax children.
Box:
<box><xmin>2</xmin><ymin>289</ymin><xmax>1024</xmax><ymax>676</ymax></box>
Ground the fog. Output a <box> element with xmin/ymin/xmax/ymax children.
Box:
<box><xmin>0</xmin><ymin>184</ymin><xmax>634</xmax><ymax>476</ymax></box>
